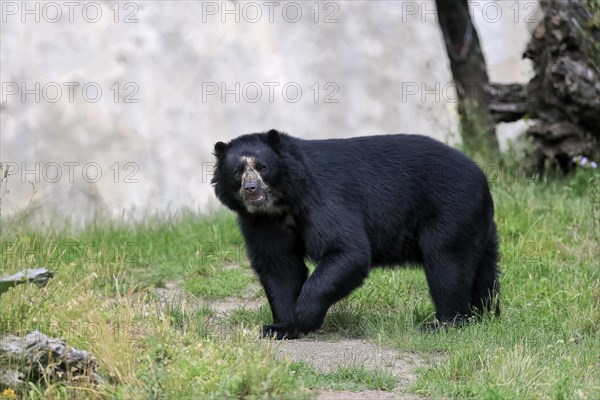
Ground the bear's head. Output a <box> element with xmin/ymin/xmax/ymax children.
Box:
<box><xmin>211</xmin><ymin>129</ymin><xmax>286</xmax><ymax>214</ymax></box>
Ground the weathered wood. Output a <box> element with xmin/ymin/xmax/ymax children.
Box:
<box><xmin>486</xmin><ymin>83</ymin><xmax>528</xmax><ymax>123</ymax></box>
<box><xmin>489</xmin><ymin>0</ymin><xmax>600</xmax><ymax>172</ymax></box>
<box><xmin>0</xmin><ymin>269</ymin><xmax>54</xmax><ymax>296</ymax></box>
<box><xmin>0</xmin><ymin>330</ymin><xmax>103</xmax><ymax>389</ymax></box>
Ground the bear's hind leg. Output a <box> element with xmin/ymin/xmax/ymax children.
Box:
<box><xmin>419</xmin><ymin>239</ymin><xmax>477</xmax><ymax>331</ymax></box>
<box><xmin>470</xmin><ymin>231</ymin><xmax>500</xmax><ymax>318</ymax></box>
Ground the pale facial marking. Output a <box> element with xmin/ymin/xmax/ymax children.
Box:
<box><xmin>237</xmin><ymin>155</ymin><xmax>276</xmax><ymax>213</ymax></box>
<box><xmin>240</xmin><ymin>156</ymin><xmax>255</xmax><ymax>168</ymax></box>
<box><xmin>239</xmin><ymin>156</ymin><xmax>266</xmax><ymax>185</ymax></box>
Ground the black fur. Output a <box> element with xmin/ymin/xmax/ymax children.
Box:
<box><xmin>211</xmin><ymin>130</ymin><xmax>500</xmax><ymax>339</ymax></box>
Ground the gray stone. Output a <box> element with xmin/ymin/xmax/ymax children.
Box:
<box><xmin>0</xmin><ymin>330</ymin><xmax>103</xmax><ymax>389</ymax></box>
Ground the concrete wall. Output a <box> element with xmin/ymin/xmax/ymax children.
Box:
<box><xmin>0</xmin><ymin>0</ymin><xmax>537</xmax><ymax>227</ymax></box>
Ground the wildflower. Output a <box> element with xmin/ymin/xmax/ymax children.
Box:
<box><xmin>572</xmin><ymin>156</ymin><xmax>598</xmax><ymax>169</ymax></box>
<box><xmin>0</xmin><ymin>389</ymin><xmax>16</xmax><ymax>400</ymax></box>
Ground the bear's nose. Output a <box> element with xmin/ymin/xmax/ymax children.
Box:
<box><xmin>243</xmin><ymin>181</ymin><xmax>257</xmax><ymax>193</ymax></box>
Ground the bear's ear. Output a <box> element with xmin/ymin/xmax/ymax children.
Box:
<box><xmin>214</xmin><ymin>141</ymin><xmax>229</xmax><ymax>157</ymax></box>
<box><xmin>266</xmin><ymin>129</ymin><xmax>281</xmax><ymax>148</ymax></box>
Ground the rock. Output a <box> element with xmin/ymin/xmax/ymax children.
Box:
<box><xmin>0</xmin><ymin>330</ymin><xmax>103</xmax><ymax>390</ymax></box>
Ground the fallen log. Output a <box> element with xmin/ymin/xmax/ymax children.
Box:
<box><xmin>486</xmin><ymin>83</ymin><xmax>528</xmax><ymax>123</ymax></box>
<box><xmin>0</xmin><ymin>330</ymin><xmax>104</xmax><ymax>390</ymax></box>
<box><xmin>0</xmin><ymin>269</ymin><xmax>54</xmax><ymax>296</ymax></box>
<box><xmin>488</xmin><ymin>0</ymin><xmax>600</xmax><ymax>173</ymax></box>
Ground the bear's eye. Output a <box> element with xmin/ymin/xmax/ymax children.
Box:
<box><xmin>257</xmin><ymin>164</ymin><xmax>268</xmax><ymax>173</ymax></box>
<box><xmin>233</xmin><ymin>167</ymin><xmax>244</xmax><ymax>179</ymax></box>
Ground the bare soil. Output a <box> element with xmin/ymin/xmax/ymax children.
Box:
<box><xmin>271</xmin><ymin>338</ymin><xmax>427</xmax><ymax>399</ymax></box>
<box><xmin>154</xmin><ymin>269</ymin><xmax>263</xmax><ymax>316</ymax></box>
<box><xmin>315</xmin><ymin>389</ymin><xmax>425</xmax><ymax>400</ymax></box>
<box><xmin>156</xmin><ymin>281</ymin><xmax>430</xmax><ymax>399</ymax></box>
<box><xmin>209</xmin><ymin>296</ymin><xmax>263</xmax><ymax>315</ymax></box>
<box><xmin>271</xmin><ymin>339</ymin><xmax>423</xmax><ymax>384</ymax></box>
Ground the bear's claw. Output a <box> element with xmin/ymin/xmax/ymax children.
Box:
<box><xmin>262</xmin><ymin>322</ymin><xmax>299</xmax><ymax>340</ymax></box>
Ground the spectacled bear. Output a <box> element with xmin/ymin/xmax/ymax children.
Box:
<box><xmin>211</xmin><ymin>129</ymin><xmax>499</xmax><ymax>339</ymax></box>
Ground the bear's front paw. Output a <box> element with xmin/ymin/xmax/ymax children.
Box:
<box><xmin>262</xmin><ymin>322</ymin><xmax>299</xmax><ymax>340</ymax></box>
<box><xmin>420</xmin><ymin>315</ymin><xmax>468</xmax><ymax>333</ymax></box>
<box><xmin>295</xmin><ymin>301</ymin><xmax>327</xmax><ymax>334</ymax></box>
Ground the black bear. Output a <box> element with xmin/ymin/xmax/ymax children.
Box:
<box><xmin>211</xmin><ymin>129</ymin><xmax>499</xmax><ymax>339</ymax></box>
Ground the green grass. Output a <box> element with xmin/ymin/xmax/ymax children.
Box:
<box><xmin>289</xmin><ymin>362</ymin><xmax>397</xmax><ymax>391</ymax></box>
<box><xmin>1</xmin><ymin>167</ymin><xmax>599</xmax><ymax>399</ymax></box>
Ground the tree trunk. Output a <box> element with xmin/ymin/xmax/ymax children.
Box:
<box><xmin>435</xmin><ymin>0</ymin><xmax>499</xmax><ymax>159</ymax></box>
<box><xmin>486</xmin><ymin>0</ymin><xmax>600</xmax><ymax>174</ymax></box>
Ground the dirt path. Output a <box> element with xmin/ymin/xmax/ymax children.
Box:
<box><xmin>315</xmin><ymin>389</ymin><xmax>424</xmax><ymax>400</ymax></box>
<box><xmin>154</xmin><ymin>272</ymin><xmax>263</xmax><ymax>316</ymax></box>
<box><xmin>271</xmin><ymin>339</ymin><xmax>423</xmax><ymax>383</ymax></box>
<box><xmin>272</xmin><ymin>339</ymin><xmax>426</xmax><ymax>399</ymax></box>
<box><xmin>155</xmin><ymin>281</ymin><xmax>429</xmax><ymax>399</ymax></box>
